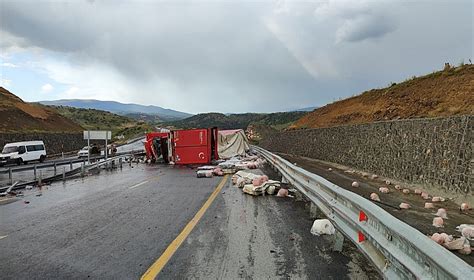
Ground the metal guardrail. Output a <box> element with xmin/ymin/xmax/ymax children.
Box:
<box><xmin>0</xmin><ymin>149</ymin><xmax>145</xmax><ymax>174</ymax></box>
<box><xmin>253</xmin><ymin>146</ymin><xmax>473</xmax><ymax>280</ymax></box>
<box><xmin>0</xmin><ymin>154</ymin><xmax>140</xmax><ymax>192</ymax></box>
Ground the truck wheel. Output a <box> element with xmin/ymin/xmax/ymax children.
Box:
<box><xmin>40</xmin><ymin>155</ymin><xmax>46</xmax><ymax>163</ymax></box>
<box><xmin>17</xmin><ymin>158</ymin><xmax>23</xmax><ymax>165</ymax></box>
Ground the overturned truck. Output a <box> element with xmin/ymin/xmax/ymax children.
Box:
<box><xmin>144</xmin><ymin>128</ymin><xmax>250</xmax><ymax>164</ymax></box>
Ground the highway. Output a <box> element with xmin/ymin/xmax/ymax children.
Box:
<box><xmin>0</xmin><ymin>163</ymin><xmax>378</xmax><ymax>279</ymax></box>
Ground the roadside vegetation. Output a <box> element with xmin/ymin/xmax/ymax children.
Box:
<box><xmin>48</xmin><ymin>105</ymin><xmax>154</xmax><ymax>143</ymax></box>
<box><xmin>167</xmin><ymin>111</ymin><xmax>308</xmax><ymax>130</ymax></box>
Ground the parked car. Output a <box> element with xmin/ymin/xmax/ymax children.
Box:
<box><xmin>0</xmin><ymin>141</ymin><xmax>47</xmax><ymax>166</ymax></box>
<box><xmin>77</xmin><ymin>145</ymin><xmax>101</xmax><ymax>158</ymax></box>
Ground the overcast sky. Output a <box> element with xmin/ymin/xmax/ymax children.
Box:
<box><xmin>0</xmin><ymin>0</ymin><xmax>472</xmax><ymax>114</ymax></box>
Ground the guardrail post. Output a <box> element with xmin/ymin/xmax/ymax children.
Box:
<box><xmin>81</xmin><ymin>162</ymin><xmax>85</xmax><ymax>177</ymax></box>
<box><xmin>333</xmin><ymin>231</ymin><xmax>344</xmax><ymax>252</ymax></box>
<box><xmin>119</xmin><ymin>158</ymin><xmax>122</xmax><ymax>169</ymax></box>
<box><xmin>69</xmin><ymin>160</ymin><xmax>73</xmax><ymax>171</ymax></box>
<box><xmin>9</xmin><ymin>167</ymin><xmax>12</xmax><ymax>185</ymax></box>
<box><xmin>309</xmin><ymin>202</ymin><xmax>320</xmax><ymax>219</ymax></box>
<box><xmin>294</xmin><ymin>189</ymin><xmax>304</xmax><ymax>201</ymax></box>
<box><xmin>62</xmin><ymin>167</ymin><xmax>66</xmax><ymax>181</ymax></box>
<box><xmin>54</xmin><ymin>162</ymin><xmax>57</xmax><ymax>176</ymax></box>
<box><xmin>34</xmin><ymin>165</ymin><xmax>37</xmax><ymax>180</ymax></box>
<box><xmin>38</xmin><ymin>170</ymin><xmax>42</xmax><ymax>186</ymax></box>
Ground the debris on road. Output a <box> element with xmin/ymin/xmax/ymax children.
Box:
<box><xmin>444</xmin><ymin>237</ymin><xmax>468</xmax><ymax>250</ymax></box>
<box><xmin>232</xmin><ymin>170</ymin><xmax>261</xmax><ymax>187</ymax></box>
<box><xmin>435</xmin><ymin>208</ymin><xmax>448</xmax><ymax>219</ymax></box>
<box><xmin>370</xmin><ymin>193</ymin><xmax>380</xmax><ymax>201</ymax></box>
<box><xmin>424</xmin><ymin>202</ymin><xmax>435</xmax><ymax>209</ymax></box>
<box><xmin>460</xmin><ymin>203</ymin><xmax>470</xmax><ymax>211</ymax></box>
<box><xmin>421</xmin><ymin>192</ymin><xmax>430</xmax><ymax>200</ymax></box>
<box><xmin>379</xmin><ymin>187</ymin><xmax>389</xmax><ymax>193</ymax></box>
<box><xmin>432</xmin><ymin>196</ymin><xmax>445</xmax><ymax>202</ymax></box>
<box><xmin>310</xmin><ymin>219</ymin><xmax>335</xmax><ymax>236</ymax></box>
<box><xmin>457</xmin><ymin>224</ymin><xmax>474</xmax><ymax>240</ymax></box>
<box><xmin>433</xmin><ymin>217</ymin><xmax>444</xmax><ymax>227</ymax></box>
<box><xmin>231</xmin><ymin>169</ymin><xmax>282</xmax><ymax>197</ymax></box>
<box><xmin>276</xmin><ymin>188</ymin><xmax>288</xmax><ymax>197</ymax></box>
<box><xmin>0</xmin><ymin>182</ymin><xmax>19</xmax><ymax>196</ymax></box>
<box><xmin>242</xmin><ymin>180</ymin><xmax>280</xmax><ymax>196</ymax></box>
<box><xmin>430</xmin><ymin>232</ymin><xmax>472</xmax><ymax>255</ymax></box>
<box><xmin>196</xmin><ymin>170</ymin><xmax>213</xmax><ymax>178</ymax></box>
<box><xmin>197</xmin><ymin>166</ymin><xmax>216</xmax><ymax>170</ymax></box>
<box><xmin>399</xmin><ymin>202</ymin><xmax>410</xmax><ymax>209</ymax></box>
<box><xmin>196</xmin><ymin>154</ymin><xmax>267</xmax><ymax>178</ymax></box>
<box><xmin>267</xmin><ymin>185</ymin><xmax>276</xmax><ymax>195</ymax></box>
<box><xmin>430</xmin><ymin>233</ymin><xmax>453</xmax><ymax>244</ymax></box>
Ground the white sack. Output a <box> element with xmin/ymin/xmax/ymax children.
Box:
<box><xmin>310</xmin><ymin>219</ymin><xmax>335</xmax><ymax>236</ymax></box>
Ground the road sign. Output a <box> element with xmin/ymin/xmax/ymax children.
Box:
<box><xmin>83</xmin><ymin>131</ymin><xmax>111</xmax><ymax>140</ymax></box>
<box><xmin>83</xmin><ymin>131</ymin><xmax>112</xmax><ymax>162</ymax></box>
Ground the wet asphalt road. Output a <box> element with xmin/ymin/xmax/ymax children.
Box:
<box><xmin>0</xmin><ymin>163</ymin><xmax>378</xmax><ymax>279</ymax></box>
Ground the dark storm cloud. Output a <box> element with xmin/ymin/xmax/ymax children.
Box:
<box><xmin>0</xmin><ymin>0</ymin><xmax>472</xmax><ymax>113</ymax></box>
<box><xmin>336</xmin><ymin>14</ymin><xmax>397</xmax><ymax>43</ymax></box>
<box><xmin>1</xmin><ymin>1</ymin><xmax>323</xmax><ymax>112</ymax></box>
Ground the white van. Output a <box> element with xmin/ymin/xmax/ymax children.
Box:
<box><xmin>0</xmin><ymin>141</ymin><xmax>47</xmax><ymax>166</ymax></box>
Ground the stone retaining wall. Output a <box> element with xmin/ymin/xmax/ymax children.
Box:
<box><xmin>260</xmin><ymin>116</ymin><xmax>473</xmax><ymax>197</ymax></box>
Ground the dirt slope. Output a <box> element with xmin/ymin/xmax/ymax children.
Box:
<box><xmin>292</xmin><ymin>65</ymin><xmax>474</xmax><ymax>129</ymax></box>
<box><xmin>0</xmin><ymin>87</ymin><xmax>83</xmax><ymax>132</ymax></box>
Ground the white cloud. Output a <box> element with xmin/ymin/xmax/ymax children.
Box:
<box><xmin>41</xmin><ymin>83</ymin><xmax>53</xmax><ymax>93</ymax></box>
<box><xmin>1</xmin><ymin>62</ymin><xmax>18</xmax><ymax>68</ymax></box>
<box><xmin>0</xmin><ymin>78</ymin><xmax>12</xmax><ymax>87</ymax></box>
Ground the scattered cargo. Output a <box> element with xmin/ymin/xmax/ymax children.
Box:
<box><xmin>310</xmin><ymin>219</ymin><xmax>335</xmax><ymax>236</ymax></box>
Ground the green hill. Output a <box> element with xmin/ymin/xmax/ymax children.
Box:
<box><xmin>167</xmin><ymin>111</ymin><xmax>308</xmax><ymax>130</ymax></box>
<box><xmin>45</xmin><ymin>105</ymin><xmax>154</xmax><ymax>142</ymax></box>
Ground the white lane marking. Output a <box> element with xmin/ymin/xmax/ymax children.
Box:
<box><xmin>0</xmin><ymin>235</ymin><xmax>7</xmax><ymax>240</ymax></box>
<box><xmin>129</xmin><ymin>180</ymin><xmax>149</xmax><ymax>189</ymax></box>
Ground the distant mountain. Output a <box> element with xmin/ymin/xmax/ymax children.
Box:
<box><xmin>39</xmin><ymin>99</ymin><xmax>192</xmax><ymax>121</ymax></box>
<box><xmin>168</xmin><ymin>111</ymin><xmax>308</xmax><ymax>130</ymax></box>
<box><xmin>0</xmin><ymin>87</ymin><xmax>83</xmax><ymax>133</ymax></box>
<box><xmin>296</xmin><ymin>106</ymin><xmax>318</xmax><ymax>112</ymax></box>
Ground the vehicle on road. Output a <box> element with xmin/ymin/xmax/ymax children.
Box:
<box><xmin>77</xmin><ymin>145</ymin><xmax>101</xmax><ymax>158</ymax></box>
<box><xmin>0</xmin><ymin>141</ymin><xmax>47</xmax><ymax>166</ymax></box>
